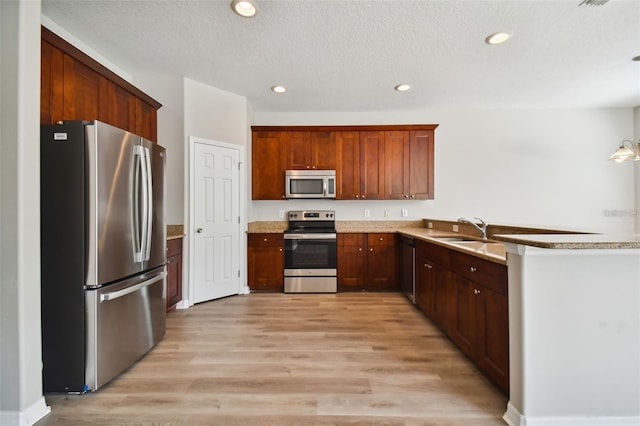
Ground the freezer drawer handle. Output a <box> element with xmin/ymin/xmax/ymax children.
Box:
<box><xmin>100</xmin><ymin>273</ymin><xmax>166</xmax><ymax>302</ymax></box>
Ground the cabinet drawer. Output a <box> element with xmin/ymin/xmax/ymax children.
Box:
<box><xmin>166</xmin><ymin>238</ymin><xmax>183</xmax><ymax>258</ymax></box>
<box><xmin>338</xmin><ymin>233</ymin><xmax>365</xmax><ymax>246</ymax></box>
<box><xmin>416</xmin><ymin>239</ymin><xmax>451</xmax><ymax>268</ymax></box>
<box><xmin>451</xmin><ymin>251</ymin><xmax>507</xmax><ymax>296</ymax></box>
<box><xmin>248</xmin><ymin>233</ymin><xmax>283</xmax><ymax>247</ymax></box>
<box><xmin>367</xmin><ymin>233</ymin><xmax>395</xmax><ymax>246</ymax></box>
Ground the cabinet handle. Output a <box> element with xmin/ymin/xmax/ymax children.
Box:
<box><xmin>370</xmin><ymin>248</ymin><xmax>374</xmax><ymax>252</ymax></box>
<box><xmin>355</xmin><ymin>195</ymin><xmax>360</xmax><ymax>199</ymax></box>
<box><xmin>282</xmin><ymin>195</ymin><xmax>286</xmax><ymax>199</ymax></box>
<box><xmin>379</xmin><ymin>237</ymin><xmax>384</xmax><ymax>241</ymax></box>
<box><xmin>263</xmin><ymin>238</ymin><xmax>268</xmax><ymax>242</ymax></box>
<box><xmin>279</xmin><ymin>248</ymin><xmax>283</xmax><ymax>252</ymax></box>
<box><xmin>306</xmin><ymin>166</ymin><xmax>310</xmax><ymax>169</ymax></box>
<box><xmin>362</xmin><ymin>195</ymin><xmax>366</xmax><ymax>199</ymax></box>
<box><xmin>425</xmin><ymin>264</ymin><xmax>432</xmax><ymax>269</ymax></box>
<box><xmin>404</xmin><ymin>195</ymin><xmax>409</xmax><ymax>198</ymax></box>
<box><xmin>474</xmin><ymin>288</ymin><xmax>481</xmax><ymax>295</ymax></box>
<box><xmin>196</xmin><ymin>228</ymin><xmax>203</xmax><ymax>233</ymax></box>
<box><xmin>410</xmin><ymin>194</ymin><xmax>415</xmax><ymax>198</ymax></box>
<box><xmin>312</xmin><ymin>166</ymin><xmax>316</xmax><ymax>169</ymax></box>
<box><xmin>470</xmin><ymin>266</ymin><xmax>477</xmax><ymax>272</ymax></box>
<box><xmin>358</xmin><ymin>248</ymin><xmax>363</xmax><ymax>251</ymax></box>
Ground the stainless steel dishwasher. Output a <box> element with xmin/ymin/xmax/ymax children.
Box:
<box><xmin>400</xmin><ymin>235</ymin><xmax>415</xmax><ymax>303</ymax></box>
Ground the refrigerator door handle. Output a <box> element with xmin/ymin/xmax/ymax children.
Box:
<box><xmin>132</xmin><ymin>146</ymin><xmax>144</xmax><ymax>263</ymax></box>
<box><xmin>143</xmin><ymin>146</ymin><xmax>153</xmax><ymax>262</ymax></box>
<box><xmin>100</xmin><ymin>272</ymin><xmax>166</xmax><ymax>302</ymax></box>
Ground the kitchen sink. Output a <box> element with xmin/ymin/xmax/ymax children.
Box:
<box><xmin>431</xmin><ymin>236</ymin><xmax>479</xmax><ymax>242</ymax></box>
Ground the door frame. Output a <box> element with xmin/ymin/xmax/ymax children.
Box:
<box><xmin>186</xmin><ymin>136</ymin><xmax>248</xmax><ymax>308</ymax></box>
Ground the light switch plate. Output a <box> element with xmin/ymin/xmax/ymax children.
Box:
<box><xmin>428</xmin><ymin>222</ymin><xmax>433</xmax><ymax>229</ymax></box>
<box><xmin>278</xmin><ymin>210</ymin><xmax>285</xmax><ymax>218</ymax></box>
<box><xmin>453</xmin><ymin>224</ymin><xmax>459</xmax><ymax>232</ymax></box>
<box><xmin>401</xmin><ymin>209</ymin><xmax>408</xmax><ymax>217</ymax></box>
<box><xmin>384</xmin><ymin>209</ymin><xmax>390</xmax><ymax>217</ymax></box>
<box><xmin>364</xmin><ymin>209</ymin><xmax>370</xmax><ymax>217</ymax></box>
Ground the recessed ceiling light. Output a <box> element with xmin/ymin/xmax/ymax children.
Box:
<box><xmin>485</xmin><ymin>32</ymin><xmax>512</xmax><ymax>45</ymax></box>
<box><xmin>394</xmin><ymin>84</ymin><xmax>411</xmax><ymax>92</ymax></box>
<box><xmin>231</xmin><ymin>0</ymin><xmax>258</xmax><ymax>18</ymax></box>
<box><xmin>271</xmin><ymin>85</ymin><xmax>286</xmax><ymax>93</ymax></box>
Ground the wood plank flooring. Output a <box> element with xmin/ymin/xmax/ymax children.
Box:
<box><xmin>37</xmin><ymin>293</ymin><xmax>507</xmax><ymax>426</ymax></box>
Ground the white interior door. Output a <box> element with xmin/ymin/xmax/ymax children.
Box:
<box><xmin>192</xmin><ymin>141</ymin><xmax>241</xmax><ymax>303</ymax></box>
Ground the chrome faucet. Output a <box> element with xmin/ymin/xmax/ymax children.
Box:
<box><xmin>458</xmin><ymin>217</ymin><xmax>488</xmax><ymax>240</ymax></box>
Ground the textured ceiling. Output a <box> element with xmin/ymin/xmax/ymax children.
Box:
<box><xmin>41</xmin><ymin>0</ymin><xmax>640</xmax><ymax>112</ymax></box>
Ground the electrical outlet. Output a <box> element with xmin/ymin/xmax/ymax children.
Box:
<box><xmin>364</xmin><ymin>209</ymin><xmax>370</xmax><ymax>218</ymax></box>
<box><xmin>278</xmin><ymin>210</ymin><xmax>285</xmax><ymax>218</ymax></box>
<box><xmin>384</xmin><ymin>209</ymin><xmax>390</xmax><ymax>217</ymax></box>
<box><xmin>453</xmin><ymin>224</ymin><xmax>459</xmax><ymax>232</ymax></box>
<box><xmin>428</xmin><ymin>222</ymin><xmax>433</xmax><ymax>229</ymax></box>
<box><xmin>401</xmin><ymin>208</ymin><xmax>408</xmax><ymax>217</ymax></box>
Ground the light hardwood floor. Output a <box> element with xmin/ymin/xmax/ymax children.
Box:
<box><xmin>37</xmin><ymin>293</ymin><xmax>508</xmax><ymax>426</ymax></box>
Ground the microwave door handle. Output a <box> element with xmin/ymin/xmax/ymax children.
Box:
<box><xmin>323</xmin><ymin>179</ymin><xmax>327</xmax><ymax>196</ymax></box>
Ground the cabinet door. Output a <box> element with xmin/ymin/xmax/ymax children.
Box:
<box><xmin>335</xmin><ymin>131</ymin><xmax>360</xmax><ymax>200</ymax></box>
<box><xmin>359</xmin><ymin>131</ymin><xmax>385</xmax><ymax>200</ymax></box>
<box><xmin>62</xmin><ymin>55</ymin><xmax>108</xmax><ymax>122</ymax></box>
<box><xmin>247</xmin><ymin>234</ymin><xmax>284</xmax><ymax>291</ymax></box>
<box><xmin>431</xmin><ymin>267</ymin><xmax>453</xmax><ymax>335</ymax></box>
<box><xmin>409</xmin><ymin>130</ymin><xmax>434</xmax><ymax>199</ymax></box>
<box><xmin>337</xmin><ymin>233</ymin><xmax>366</xmax><ymax>291</ymax></box>
<box><xmin>310</xmin><ymin>131</ymin><xmax>336</xmax><ymax>170</ymax></box>
<box><xmin>284</xmin><ymin>131</ymin><xmax>311</xmax><ymax>170</ymax></box>
<box><xmin>451</xmin><ymin>274</ymin><xmax>476</xmax><ymax>358</ymax></box>
<box><xmin>415</xmin><ymin>256</ymin><xmax>435</xmax><ymax>316</ymax></box>
<box><xmin>384</xmin><ymin>131</ymin><xmax>409</xmax><ymax>200</ymax></box>
<box><xmin>366</xmin><ymin>233</ymin><xmax>397</xmax><ymax>290</ymax></box>
<box><xmin>41</xmin><ymin>40</ymin><xmax>64</xmax><ymax>124</ymax></box>
<box><xmin>166</xmin><ymin>238</ymin><xmax>183</xmax><ymax>311</ymax></box>
<box><xmin>477</xmin><ymin>287</ymin><xmax>509</xmax><ymax>393</ymax></box>
<box><xmin>252</xmin><ymin>132</ymin><xmax>285</xmax><ymax>200</ymax></box>
<box><xmin>108</xmin><ymin>82</ymin><xmax>136</xmax><ymax>134</ymax></box>
<box><xmin>135</xmin><ymin>98</ymin><xmax>157</xmax><ymax>141</ymax></box>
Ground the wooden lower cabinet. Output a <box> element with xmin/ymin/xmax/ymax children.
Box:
<box><xmin>415</xmin><ymin>239</ymin><xmax>509</xmax><ymax>394</ymax></box>
<box><xmin>337</xmin><ymin>233</ymin><xmax>397</xmax><ymax>291</ymax></box>
<box><xmin>166</xmin><ymin>238</ymin><xmax>183</xmax><ymax>312</ymax></box>
<box><xmin>247</xmin><ymin>233</ymin><xmax>284</xmax><ymax>291</ymax></box>
<box><xmin>450</xmin><ymin>251</ymin><xmax>509</xmax><ymax>394</ymax></box>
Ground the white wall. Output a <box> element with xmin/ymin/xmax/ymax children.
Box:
<box><xmin>634</xmin><ymin>106</ymin><xmax>640</xmax><ymax>233</ymax></box>
<box><xmin>133</xmin><ymin>73</ymin><xmax>185</xmax><ymax>225</ymax></box>
<box><xmin>253</xmin><ymin>109</ymin><xmax>635</xmax><ymax>233</ymax></box>
<box><xmin>1</xmin><ymin>0</ymin><xmax>50</xmax><ymax>424</ymax></box>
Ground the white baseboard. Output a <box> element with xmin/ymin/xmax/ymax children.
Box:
<box><xmin>503</xmin><ymin>402</ymin><xmax>640</xmax><ymax>426</ymax></box>
<box><xmin>176</xmin><ymin>299</ymin><xmax>190</xmax><ymax>309</ymax></box>
<box><xmin>239</xmin><ymin>286</ymin><xmax>250</xmax><ymax>295</ymax></box>
<box><xmin>0</xmin><ymin>397</ymin><xmax>50</xmax><ymax>426</ymax></box>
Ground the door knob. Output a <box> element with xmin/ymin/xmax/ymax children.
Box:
<box><xmin>196</xmin><ymin>228</ymin><xmax>203</xmax><ymax>233</ymax></box>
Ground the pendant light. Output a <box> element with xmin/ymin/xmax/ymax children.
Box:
<box><xmin>609</xmin><ymin>139</ymin><xmax>640</xmax><ymax>162</ymax></box>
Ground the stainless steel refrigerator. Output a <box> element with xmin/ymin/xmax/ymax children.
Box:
<box><xmin>40</xmin><ymin>120</ymin><xmax>166</xmax><ymax>393</ymax></box>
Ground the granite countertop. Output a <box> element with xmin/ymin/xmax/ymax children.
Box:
<box><xmin>493</xmin><ymin>233</ymin><xmax>640</xmax><ymax>249</ymax></box>
<box><xmin>167</xmin><ymin>224</ymin><xmax>185</xmax><ymax>240</ymax></box>
<box><xmin>397</xmin><ymin>227</ymin><xmax>507</xmax><ymax>265</ymax></box>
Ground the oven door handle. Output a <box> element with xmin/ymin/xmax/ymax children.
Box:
<box><xmin>284</xmin><ymin>233</ymin><xmax>337</xmax><ymax>240</ymax></box>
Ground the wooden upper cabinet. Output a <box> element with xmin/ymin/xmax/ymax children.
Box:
<box><xmin>41</xmin><ymin>27</ymin><xmax>161</xmax><ymax>141</ymax></box>
<box><xmin>336</xmin><ymin>131</ymin><xmax>360</xmax><ymax>200</ymax></box>
<box><xmin>384</xmin><ymin>130</ymin><xmax>434</xmax><ymax>200</ymax></box>
<box><xmin>135</xmin><ymin>99</ymin><xmax>158</xmax><ymax>141</ymax></box>
<box><xmin>284</xmin><ymin>132</ymin><xmax>311</xmax><ymax>169</ymax></box>
<box><xmin>252</xmin><ymin>125</ymin><xmax>437</xmax><ymax>200</ymax></box>
<box><xmin>285</xmin><ymin>131</ymin><xmax>336</xmax><ymax>170</ymax></box>
<box><xmin>41</xmin><ymin>40</ymin><xmax>64</xmax><ymax>124</ymax></box>
<box><xmin>409</xmin><ymin>130</ymin><xmax>435</xmax><ymax>199</ymax></box>
<box><xmin>63</xmin><ymin>55</ymin><xmax>109</xmax><ymax>123</ymax></box>
<box><xmin>108</xmin><ymin>82</ymin><xmax>136</xmax><ymax>133</ymax></box>
<box><xmin>384</xmin><ymin>131</ymin><xmax>410</xmax><ymax>200</ymax></box>
<box><xmin>359</xmin><ymin>131</ymin><xmax>385</xmax><ymax>200</ymax></box>
<box><xmin>252</xmin><ymin>131</ymin><xmax>285</xmax><ymax>200</ymax></box>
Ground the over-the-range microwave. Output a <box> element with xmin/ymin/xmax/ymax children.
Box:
<box><xmin>285</xmin><ymin>170</ymin><xmax>336</xmax><ymax>199</ymax></box>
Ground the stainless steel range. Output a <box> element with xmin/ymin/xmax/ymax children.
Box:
<box><xmin>284</xmin><ymin>210</ymin><xmax>337</xmax><ymax>293</ymax></box>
